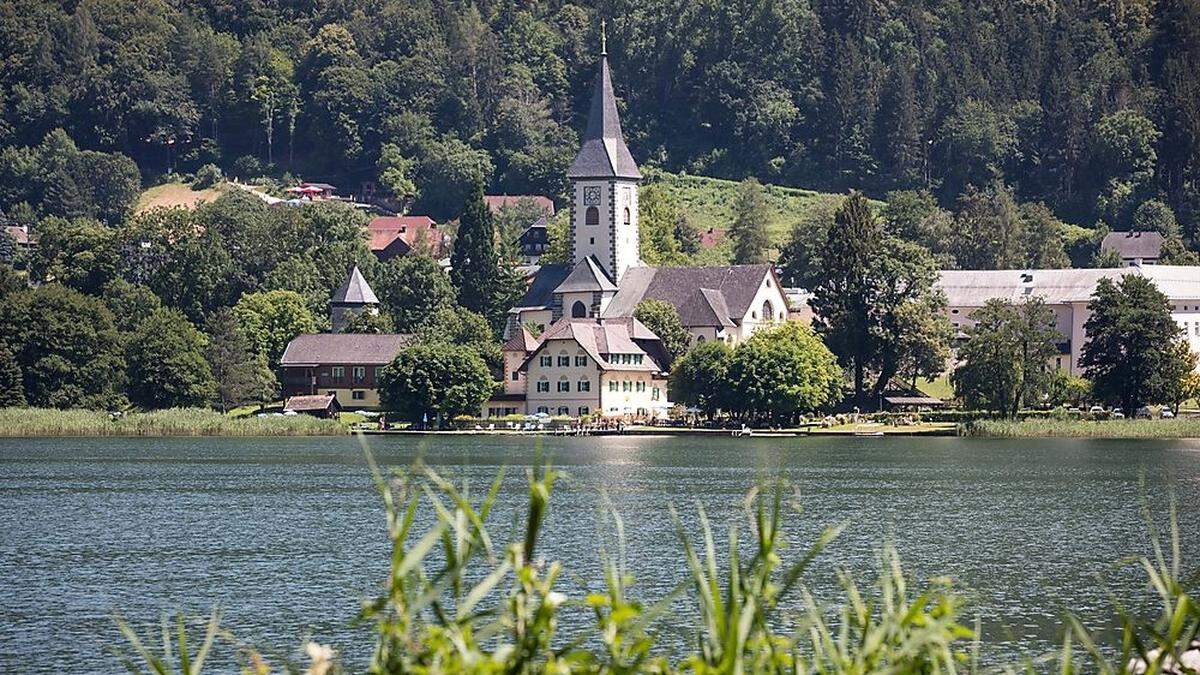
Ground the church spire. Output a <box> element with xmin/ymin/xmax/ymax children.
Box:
<box><xmin>566</xmin><ymin>22</ymin><xmax>640</xmax><ymax>180</ymax></box>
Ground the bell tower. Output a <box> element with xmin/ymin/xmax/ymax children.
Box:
<box><xmin>567</xmin><ymin>22</ymin><xmax>641</xmax><ymax>283</ymax></box>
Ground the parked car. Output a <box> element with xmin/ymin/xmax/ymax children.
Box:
<box><xmin>1135</xmin><ymin>406</ymin><xmax>1153</xmax><ymax>419</ymax></box>
<box><xmin>1162</xmin><ymin>409</ymin><xmax>1176</xmax><ymax>419</ymax></box>
<box><xmin>1088</xmin><ymin>405</ymin><xmax>1105</xmax><ymax>414</ymax></box>
<box><xmin>1112</xmin><ymin>411</ymin><xmax>1125</xmax><ymax>419</ymax></box>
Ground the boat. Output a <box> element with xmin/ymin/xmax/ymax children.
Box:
<box><xmin>853</xmin><ymin>430</ymin><xmax>886</xmax><ymax>437</ymax></box>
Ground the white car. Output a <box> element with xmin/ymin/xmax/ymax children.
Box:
<box><xmin>1088</xmin><ymin>405</ymin><xmax>1105</xmax><ymax>414</ymax></box>
<box><xmin>1162</xmin><ymin>409</ymin><xmax>1176</xmax><ymax>419</ymax></box>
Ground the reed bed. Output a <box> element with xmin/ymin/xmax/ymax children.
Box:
<box><xmin>112</xmin><ymin>453</ymin><xmax>1200</xmax><ymax>674</ymax></box>
<box><xmin>965</xmin><ymin>417</ymin><xmax>1200</xmax><ymax>438</ymax></box>
<box><xmin>0</xmin><ymin>407</ymin><xmax>346</xmax><ymax>437</ymax></box>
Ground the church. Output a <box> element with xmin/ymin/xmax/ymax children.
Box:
<box><xmin>486</xmin><ymin>39</ymin><xmax>790</xmax><ymax>420</ymax></box>
<box><xmin>504</xmin><ymin>38</ymin><xmax>790</xmax><ymax>345</ymax></box>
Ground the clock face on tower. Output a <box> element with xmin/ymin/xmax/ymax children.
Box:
<box><xmin>583</xmin><ymin>186</ymin><xmax>601</xmax><ymax>206</ymax></box>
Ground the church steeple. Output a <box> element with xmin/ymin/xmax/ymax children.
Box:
<box><xmin>566</xmin><ymin>25</ymin><xmax>640</xmax><ymax>180</ymax></box>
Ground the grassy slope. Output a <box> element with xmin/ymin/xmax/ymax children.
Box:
<box><xmin>135</xmin><ymin>181</ymin><xmax>226</xmax><ymax>214</ymax></box>
<box><xmin>645</xmin><ymin>170</ymin><xmax>856</xmax><ymax>265</ymax></box>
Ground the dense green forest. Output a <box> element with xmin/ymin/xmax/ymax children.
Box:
<box><xmin>2</xmin><ymin>0</ymin><xmax>1200</xmax><ymax>234</ymax></box>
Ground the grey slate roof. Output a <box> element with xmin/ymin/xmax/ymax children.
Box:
<box><xmin>554</xmin><ymin>256</ymin><xmax>618</xmax><ymax>294</ymax></box>
<box><xmin>332</xmin><ymin>266</ymin><xmax>379</xmax><ymax>305</ymax></box>
<box><xmin>284</xmin><ymin>394</ymin><xmax>340</xmax><ymax>412</ymax></box>
<box><xmin>566</xmin><ymin>55</ymin><xmax>641</xmax><ymax>180</ymax></box>
<box><xmin>602</xmin><ymin>264</ymin><xmax>773</xmax><ymax>327</ymax></box>
<box><xmin>936</xmin><ymin>265</ymin><xmax>1200</xmax><ymax>306</ymax></box>
<box><xmin>512</xmin><ymin>263</ymin><xmax>571</xmax><ymax>310</ymax></box>
<box><xmin>280</xmin><ymin>334</ymin><xmax>413</xmax><ymax>366</ymax></box>
<box><xmin>1100</xmin><ymin>231</ymin><xmax>1164</xmax><ymax>260</ymax></box>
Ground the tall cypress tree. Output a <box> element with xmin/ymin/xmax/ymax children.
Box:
<box><xmin>450</xmin><ymin>181</ymin><xmax>512</xmax><ymax>331</ymax></box>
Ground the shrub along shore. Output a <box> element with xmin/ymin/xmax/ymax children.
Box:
<box><xmin>963</xmin><ymin>416</ymin><xmax>1200</xmax><ymax>439</ymax></box>
<box><xmin>0</xmin><ymin>408</ymin><xmax>346</xmax><ymax>437</ymax></box>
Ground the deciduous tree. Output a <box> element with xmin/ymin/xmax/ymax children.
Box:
<box><xmin>378</xmin><ymin>343</ymin><xmax>495</xmax><ymax>424</ymax></box>
<box><xmin>724</xmin><ymin>322</ymin><xmax>842</xmax><ymax>424</ymax></box>
<box><xmin>950</xmin><ymin>297</ymin><xmax>1061</xmax><ymax>417</ymax></box>
<box><xmin>125</xmin><ymin>309</ymin><xmax>217</xmax><ymax>409</ymax></box>
<box><xmin>668</xmin><ymin>340</ymin><xmax>731</xmax><ymax>418</ymax></box>
<box><xmin>1081</xmin><ymin>275</ymin><xmax>1189</xmax><ymax>415</ymax></box>
<box><xmin>633</xmin><ymin>299</ymin><xmax>691</xmax><ymax>363</ymax></box>
<box><xmin>233</xmin><ymin>290</ymin><xmax>319</xmax><ymax>367</ymax></box>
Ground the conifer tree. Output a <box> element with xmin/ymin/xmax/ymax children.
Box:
<box><xmin>729</xmin><ymin>178</ymin><xmax>772</xmax><ymax>264</ymax></box>
<box><xmin>450</xmin><ymin>181</ymin><xmax>520</xmax><ymax>331</ymax></box>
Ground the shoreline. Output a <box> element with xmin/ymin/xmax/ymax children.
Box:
<box><xmin>4</xmin><ymin>408</ymin><xmax>1200</xmax><ymax>439</ymax></box>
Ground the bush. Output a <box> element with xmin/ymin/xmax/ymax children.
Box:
<box><xmin>192</xmin><ymin>163</ymin><xmax>223</xmax><ymax>190</ymax></box>
<box><xmin>230</xmin><ymin>155</ymin><xmax>263</xmax><ymax>180</ymax></box>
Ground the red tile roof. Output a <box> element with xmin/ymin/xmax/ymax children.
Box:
<box><xmin>367</xmin><ymin>216</ymin><xmax>442</xmax><ymax>256</ymax></box>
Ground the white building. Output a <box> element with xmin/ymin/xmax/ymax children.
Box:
<box><xmin>482</xmin><ymin>317</ymin><xmax>670</xmax><ymax>419</ymax></box>
<box><xmin>937</xmin><ymin>266</ymin><xmax>1200</xmax><ymax>374</ymax></box>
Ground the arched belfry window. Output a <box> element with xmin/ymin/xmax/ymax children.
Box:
<box><xmin>623</xmin><ymin>207</ymin><xmax>631</xmax><ymax>226</ymax></box>
<box><xmin>585</xmin><ymin>206</ymin><xmax>599</xmax><ymax>226</ymax></box>
<box><xmin>762</xmin><ymin>300</ymin><xmax>775</xmax><ymax>323</ymax></box>
<box><xmin>571</xmin><ymin>300</ymin><xmax>588</xmax><ymax>318</ymax></box>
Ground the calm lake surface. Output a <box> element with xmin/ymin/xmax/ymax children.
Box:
<box><xmin>1</xmin><ymin>434</ymin><xmax>1199</xmax><ymax>672</ymax></box>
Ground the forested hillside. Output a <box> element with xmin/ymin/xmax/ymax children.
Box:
<box><xmin>1</xmin><ymin>0</ymin><xmax>1199</xmax><ymax>237</ymax></box>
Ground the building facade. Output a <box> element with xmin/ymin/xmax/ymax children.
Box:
<box><xmin>483</xmin><ymin>317</ymin><xmax>670</xmax><ymax>419</ymax></box>
<box><xmin>279</xmin><ymin>333</ymin><xmax>412</xmax><ymax>409</ymax></box>
<box><xmin>937</xmin><ymin>266</ymin><xmax>1200</xmax><ymax>374</ymax></box>
<box><xmin>280</xmin><ymin>267</ymin><xmax>412</xmax><ymax>410</ymax></box>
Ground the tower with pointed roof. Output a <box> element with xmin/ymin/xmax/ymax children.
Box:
<box><xmin>330</xmin><ymin>265</ymin><xmax>380</xmax><ymax>332</ymax></box>
<box><xmin>568</xmin><ymin>23</ymin><xmax>641</xmax><ymax>284</ymax></box>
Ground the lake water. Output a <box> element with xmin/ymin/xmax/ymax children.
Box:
<box><xmin>1</xmin><ymin>434</ymin><xmax>1198</xmax><ymax>672</ymax></box>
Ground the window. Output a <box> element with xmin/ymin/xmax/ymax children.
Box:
<box><xmin>697</xmin><ymin>335</ymin><xmax>706</xmax><ymax>343</ymax></box>
<box><xmin>578</xmin><ymin>406</ymin><xmax>589</xmax><ymax>416</ymax></box>
<box><xmin>633</xmin><ymin>354</ymin><xmax>643</xmax><ymax>364</ymax></box>
<box><xmin>578</xmin><ymin>380</ymin><xmax>590</xmax><ymax>392</ymax></box>
<box><xmin>1195</xmin><ymin>323</ymin><xmax>1199</xmax><ymax>336</ymax></box>
<box><xmin>623</xmin><ymin>380</ymin><xmax>631</xmax><ymax>392</ymax></box>
<box><xmin>536</xmin><ymin>380</ymin><xmax>550</xmax><ymax>393</ymax></box>
<box><xmin>558</xmin><ymin>355</ymin><xmax>571</xmax><ymax>366</ymax></box>
<box><xmin>352</xmin><ymin>366</ymin><xmax>366</xmax><ymax>383</ymax></box>
<box><xmin>652</xmin><ymin>387</ymin><xmax>660</xmax><ymax>401</ymax></box>
<box><xmin>636</xmin><ymin>381</ymin><xmax>645</xmax><ymax>393</ymax></box>
<box><xmin>609</xmin><ymin>381</ymin><xmax>617</xmax><ymax>392</ymax></box>
<box><xmin>557</xmin><ymin>381</ymin><xmax>571</xmax><ymax>392</ymax></box>
<box><xmin>558</xmin><ymin>406</ymin><xmax>570</xmax><ymax>416</ymax></box>
<box><xmin>331</xmin><ymin>366</ymin><xmax>345</xmax><ymax>379</ymax></box>
<box><xmin>352</xmin><ymin>390</ymin><xmax>365</xmax><ymax>400</ymax></box>
<box><xmin>586</xmin><ymin>206</ymin><xmax>599</xmax><ymax>226</ymax></box>
<box><xmin>540</xmin><ymin>355</ymin><xmax>553</xmax><ymax>367</ymax></box>
<box><xmin>512</xmin><ymin>372</ymin><xmax>520</xmax><ymax>381</ymax></box>
<box><xmin>762</xmin><ymin>300</ymin><xmax>775</xmax><ymax>323</ymax></box>
<box><xmin>589</xmin><ymin>237</ymin><xmax>595</xmax><ymax>245</ymax></box>
<box><xmin>571</xmin><ymin>301</ymin><xmax>587</xmax><ymax>318</ymax></box>
<box><xmin>575</xmin><ymin>355</ymin><xmax>588</xmax><ymax>367</ymax></box>
<box><xmin>623</xmin><ymin>207</ymin><xmax>631</xmax><ymax>226</ymax></box>
<box><xmin>537</xmin><ymin>406</ymin><xmax>549</xmax><ymax>414</ymax></box>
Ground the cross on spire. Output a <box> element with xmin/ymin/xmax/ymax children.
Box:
<box><xmin>600</xmin><ymin>19</ymin><xmax>607</xmax><ymax>56</ymax></box>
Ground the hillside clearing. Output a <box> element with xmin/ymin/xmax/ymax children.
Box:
<box><xmin>646</xmin><ymin>171</ymin><xmax>868</xmax><ymax>264</ymax></box>
<box><xmin>135</xmin><ymin>181</ymin><xmax>226</xmax><ymax>213</ymax></box>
